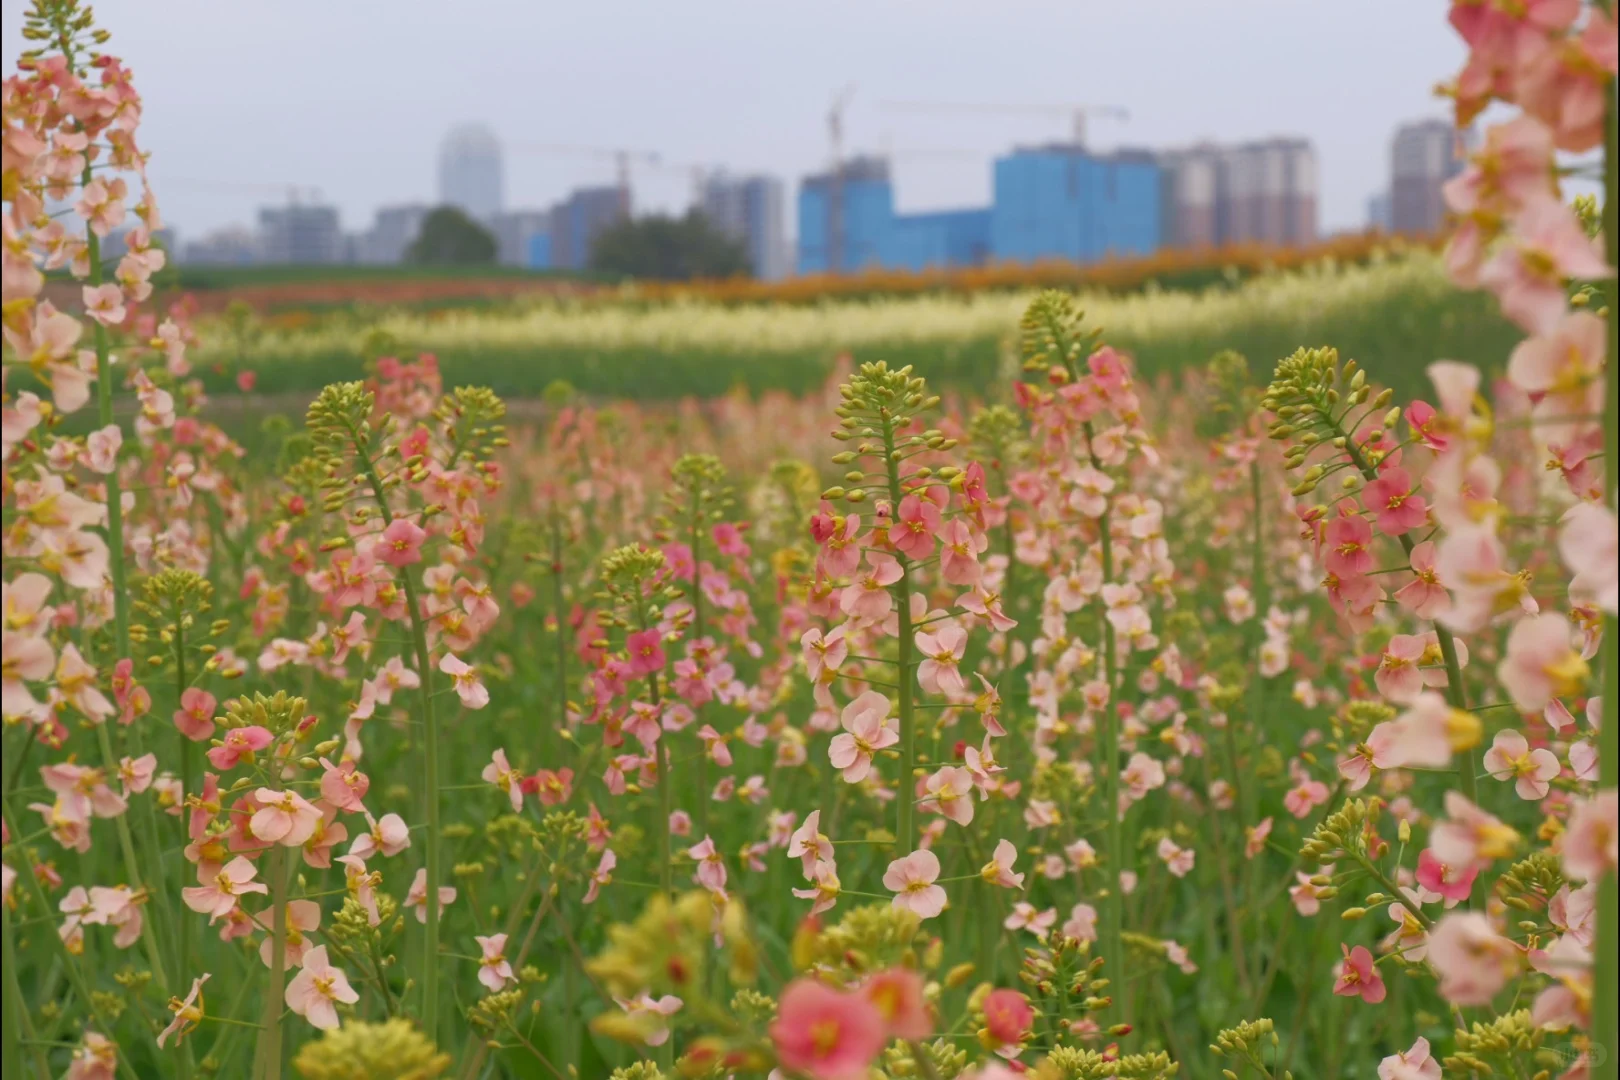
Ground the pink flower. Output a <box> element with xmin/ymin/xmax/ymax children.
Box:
<box><xmin>1375</xmin><ymin>634</ymin><xmax>1428</xmax><ymax>704</ymax></box>
<box><xmin>1497</xmin><ymin>613</ymin><xmax>1587</xmax><ymax>712</ymax></box>
<box><xmin>1430</xmin><ymin>791</ymin><xmax>1519</xmax><ymax>868</ymax></box>
<box><xmin>788</xmin><ymin>810</ymin><xmax>833</xmax><ymax>876</ymax></box>
<box><xmin>981</xmin><ymin>988</ymin><xmax>1034</xmax><ymax>1050</ymax></box>
<box><xmin>1478</xmin><ymin>195</ymin><xmax>1613</xmax><ymax>334</ymax></box>
<box><xmin>1362</xmin><ymin>467</ymin><xmax>1427</xmax><ymax>536</ymax></box>
<box><xmin>914</xmin><ymin>625</ymin><xmax>968</xmax><ymax>696</ymax></box>
<box><xmin>1284</xmin><ymin>778</ymin><xmax>1331</xmax><ymax>819</ymax></box>
<box><xmin>687</xmin><ymin>835</ymin><xmax>727</xmax><ymax>892</ymax></box>
<box><xmin>861</xmin><ymin>968</ymin><xmax>932</xmax><ymax>1040</ymax></box>
<box><xmin>318</xmin><ymin>757</ymin><xmax>369</xmax><ymax>812</ymax></box>
<box><xmin>1322</xmin><ymin>513</ymin><xmax>1375</xmax><ymax>578</ymax></box>
<box><xmin>584</xmin><ymin>849</ymin><xmax>616</xmax><ymax>904</ymax></box>
<box><xmin>249</xmin><ymin>788</ymin><xmax>323</xmax><ymax>847</ymax></box>
<box><xmin>841</xmin><ymin>555</ymin><xmax>902</xmax><ymax>622</ymax></box>
<box><xmin>1507</xmin><ymin>311</ymin><xmax>1608</xmax><ymax>440</ymax></box>
<box><xmin>937</xmin><ymin>519</ymin><xmax>984</xmax><ymax>586</ymax></box>
<box><xmin>1562</xmin><ymin>790</ymin><xmax>1618</xmax><ymax>882</ymax></box>
<box><xmin>892</xmin><ymin>493</ymin><xmax>942</xmax><ymax>560</ymax></box>
<box><xmin>625</xmin><ymin>629</ymin><xmax>666</xmax><ymax>678</ymax></box>
<box><xmin>770</xmin><ymin>978</ymin><xmax>888</xmax><ymax>1080</ymax></box>
<box><xmin>1061</xmin><ymin>903</ymin><xmax>1098</xmax><ymax>942</ymax></box>
<box><xmin>1415</xmin><ymin>849</ymin><xmax>1478</xmax><ymax>906</ymax></box>
<box><xmin>920</xmin><ymin>765</ymin><xmax>975</xmax><ymax>826</ymax></box>
<box><xmin>405</xmin><ymin>867</ymin><xmax>457</xmax><ymax>923</ymax></box>
<box><xmin>828</xmin><ymin>690</ymin><xmax>897</xmax><ymax>783</ymax></box>
<box><xmin>614</xmin><ymin>992</ymin><xmax>683</xmax><ymax>1046</ymax></box>
<box><xmin>1002</xmin><ymin>901</ymin><xmax>1057</xmax><ymax>934</ymax></box>
<box><xmin>1558</xmin><ymin>501</ymin><xmax>1618</xmax><ymax>615</ymax></box>
<box><xmin>1157</xmin><ymin>836</ymin><xmax>1195</xmax><ymax>877</ymax></box>
<box><xmin>1245</xmin><ymin>817</ymin><xmax>1274</xmax><ymax>860</ymax></box>
<box><xmin>1394</xmin><ymin>541</ymin><xmax>1450</xmax><ymax>619</ymax></box>
<box><xmin>1379</xmin><ymin>1036</ymin><xmax>1441</xmax><ymax>1080</ymax></box>
<box><xmin>1333</xmin><ymin>943</ymin><xmax>1386</xmax><ymax>1003</ymax></box>
<box><xmin>172</xmin><ymin>687</ymin><xmax>217</xmax><ymax>741</ymax></box>
<box><xmin>883</xmin><ymin>849</ymin><xmax>947</xmax><ymax>919</ymax></box>
<box><xmin>181</xmin><ymin>856</ymin><xmax>268</xmax><ymax>920</ymax></box>
<box><xmin>1481</xmin><ymin>729</ymin><xmax>1560</xmax><ymax>800</ymax></box>
<box><xmin>205</xmin><ymin>725</ymin><xmax>272</xmax><ymax>770</ymax></box>
<box><xmin>378</xmin><ymin>518</ymin><xmax>427</xmax><ymax>567</ymax></box>
<box><xmin>1425</xmin><ymin>912</ymin><xmax>1518</xmax><ymax>1005</ymax></box>
<box><xmin>349</xmin><ymin>812</ymin><xmax>410</xmax><ymax>860</ymax></box>
<box><xmin>284</xmin><ymin>945</ymin><xmax>358</xmax><ymax>1030</ymax></box>
<box><xmin>476</xmin><ymin>932</ymin><xmax>517</xmax><ymax>992</ymax></box>
<box><xmin>156</xmin><ymin>974</ymin><xmax>210</xmax><ymax>1048</ymax></box>
<box><xmin>482</xmin><ymin>748</ymin><xmax>524</xmax><ymax>812</ymax></box>
<box><xmin>801</xmin><ymin>625</ymin><xmax>848</xmax><ymax>682</ymax></box>
<box><xmin>82</xmin><ymin>283</ymin><xmax>125</xmax><ymax>326</ymax></box>
<box><xmin>439</xmin><ymin>652</ymin><xmax>489</xmax><ymax>709</ymax></box>
<box><xmin>1516</xmin><ymin>11</ymin><xmax>1619</xmax><ymax>152</ymax></box>
<box><xmin>254</xmin><ymin>899</ymin><xmax>322</xmax><ymax>968</ymax></box>
<box><xmin>980</xmin><ymin>839</ymin><xmax>1024</xmax><ymax>889</ymax></box>
<box><xmin>792</xmin><ymin>859</ymin><xmax>843</xmax><ymax>916</ymax></box>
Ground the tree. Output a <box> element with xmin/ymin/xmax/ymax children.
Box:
<box><xmin>588</xmin><ymin>210</ymin><xmax>752</xmax><ymax>281</ymax></box>
<box><xmin>406</xmin><ymin>206</ymin><xmax>496</xmax><ymax>266</ymax></box>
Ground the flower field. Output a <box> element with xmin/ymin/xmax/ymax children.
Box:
<box><xmin>2</xmin><ymin>3</ymin><xmax>1618</xmax><ymax>1080</ymax></box>
<box><xmin>193</xmin><ymin>253</ymin><xmax>1522</xmax><ymax>406</ymax></box>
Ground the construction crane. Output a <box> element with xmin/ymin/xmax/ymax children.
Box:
<box><xmin>505</xmin><ymin>143</ymin><xmax>665</xmax><ymax>218</ymax></box>
<box><xmin>880</xmin><ymin>100</ymin><xmax>1130</xmax><ymax>150</ymax></box>
<box><xmin>826</xmin><ymin>83</ymin><xmax>857</xmax><ymax>272</ymax></box>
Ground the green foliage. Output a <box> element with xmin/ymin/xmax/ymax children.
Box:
<box><xmin>589</xmin><ymin>209</ymin><xmax>752</xmax><ymax>281</ymax></box>
<box><xmin>406</xmin><ymin>206</ymin><xmax>498</xmax><ymax>266</ymax></box>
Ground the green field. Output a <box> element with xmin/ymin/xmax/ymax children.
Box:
<box><xmin>196</xmin><ymin>252</ymin><xmax>1521</xmax><ymax>405</ymax></box>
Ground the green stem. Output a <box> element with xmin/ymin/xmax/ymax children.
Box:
<box><xmin>689</xmin><ymin>501</ymin><xmax>709</xmax><ymax>835</ymax></box>
<box><xmin>2</xmin><ymin>892</ymin><xmax>49</xmax><ymax>1079</ymax></box>
<box><xmin>1085</xmin><ymin>421</ymin><xmax>1124</xmax><ymax>1019</ymax></box>
<box><xmin>882</xmin><ymin>413</ymin><xmax>917</xmax><ymax>852</ymax></box>
<box><xmin>353</xmin><ymin>435</ymin><xmax>443</xmax><ymax>1040</ymax></box>
<box><xmin>255</xmin><ymin>847</ymin><xmax>290</xmax><ymax>1080</ymax></box>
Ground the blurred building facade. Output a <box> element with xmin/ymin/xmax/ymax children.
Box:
<box><xmin>541</xmin><ymin>186</ymin><xmax>625</xmax><ymax>270</ymax></box>
<box><xmin>355</xmin><ymin>203</ymin><xmax>430</xmax><ymax>264</ymax></box>
<box><xmin>184</xmin><ymin>227</ymin><xmax>258</xmax><ymax>265</ymax></box>
<box><xmin>700</xmin><ymin>173</ymin><xmax>789</xmax><ymax>280</ymax></box>
<box><xmin>1389</xmin><ymin>119</ymin><xmax>1468</xmax><ymax>235</ymax></box>
<box><xmin>489</xmin><ymin>209</ymin><xmax>552</xmax><ymax>268</ymax></box>
<box><xmin>797</xmin><ymin>146</ymin><xmax>1162</xmax><ymax>274</ymax></box>
<box><xmin>990</xmin><ymin>144</ymin><xmax>1162</xmax><ymax>264</ymax></box>
<box><xmin>257</xmin><ymin>204</ymin><xmax>342</xmax><ymax>264</ymax></box>
<box><xmin>439</xmin><ymin>124</ymin><xmax>504</xmax><ymax>223</ymax></box>
<box><xmin>1159</xmin><ymin>139</ymin><xmax>1317</xmax><ymax>249</ymax></box>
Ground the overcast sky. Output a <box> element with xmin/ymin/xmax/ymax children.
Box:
<box><xmin>3</xmin><ymin>1</ymin><xmax>1469</xmax><ymax>241</ymax></box>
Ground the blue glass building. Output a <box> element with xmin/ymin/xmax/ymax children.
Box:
<box><xmin>796</xmin><ymin>144</ymin><xmax>1164</xmax><ymax>274</ymax></box>
<box><xmin>990</xmin><ymin>145</ymin><xmax>1162</xmax><ymax>264</ymax></box>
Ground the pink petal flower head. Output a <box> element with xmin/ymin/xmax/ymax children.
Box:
<box><xmin>156</xmin><ymin>974</ymin><xmax>211</xmax><ymax>1048</ymax></box>
<box><xmin>172</xmin><ymin>687</ymin><xmax>217</xmax><ymax>741</ymax></box>
<box><xmin>284</xmin><ymin>945</ymin><xmax>359</xmax><ymax>1030</ymax></box>
<box><xmin>882</xmin><ymin>848</ymin><xmax>947</xmax><ymax>919</ymax></box>
<box><xmin>476</xmin><ymin>932</ymin><xmax>517</xmax><ymax>992</ymax></box>
<box><xmin>378</xmin><ymin>518</ymin><xmax>427</xmax><ymax>567</ymax></box>
<box><xmin>1322</xmin><ymin>511</ymin><xmax>1374</xmax><ymax>578</ymax></box>
<box><xmin>827</xmin><ymin>690</ymin><xmax>897</xmax><ymax>783</ymax></box>
<box><xmin>769</xmin><ymin>978</ymin><xmax>888</xmax><ymax>1080</ymax></box>
<box><xmin>861</xmin><ymin>967</ymin><xmax>932</xmax><ymax>1040</ymax></box>
<box><xmin>625</xmin><ymin>628</ymin><xmax>666</xmax><ymax>678</ymax></box>
<box><xmin>980</xmin><ymin>838</ymin><xmax>1025</xmax><ymax>889</ymax></box>
<box><xmin>981</xmin><ymin>988</ymin><xmax>1034</xmax><ymax>1050</ymax></box>
<box><xmin>1478</xmin><ymin>195</ymin><xmax>1614</xmax><ymax>334</ymax></box>
<box><xmin>249</xmin><ymin>788</ymin><xmax>322</xmax><ymax>847</ymax></box>
<box><xmin>1415</xmin><ymin>848</ymin><xmax>1479</xmax><ymax>906</ymax></box>
<box><xmin>439</xmin><ymin>652</ymin><xmax>489</xmax><ymax>709</ymax></box>
<box><xmin>1333</xmin><ymin>943</ymin><xmax>1387</xmax><ymax>1003</ymax></box>
<box><xmin>1481</xmin><ymin>728</ymin><xmax>1561</xmax><ymax>800</ymax></box>
<box><xmin>1379</xmin><ymin>1035</ymin><xmax>1441</xmax><ymax>1080</ymax></box>
<box><xmin>1425</xmin><ymin>912</ymin><xmax>1519</xmax><ymax>1005</ymax></box>
<box><xmin>1562</xmin><ymin>790</ymin><xmax>1618</xmax><ymax>882</ymax></box>
<box><xmin>1497</xmin><ymin>613</ymin><xmax>1588</xmax><ymax>713</ymax></box>
<box><xmin>205</xmin><ymin>725</ymin><xmax>272</xmax><ymax>771</ymax></box>
<box><xmin>1362</xmin><ymin>466</ymin><xmax>1428</xmax><ymax>537</ymax></box>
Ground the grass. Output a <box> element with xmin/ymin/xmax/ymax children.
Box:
<box><xmin>197</xmin><ymin>252</ymin><xmax>1521</xmax><ymax>406</ymax></box>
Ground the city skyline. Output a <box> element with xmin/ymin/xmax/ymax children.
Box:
<box><xmin>2</xmin><ymin>0</ymin><xmax>1474</xmax><ymax>241</ymax></box>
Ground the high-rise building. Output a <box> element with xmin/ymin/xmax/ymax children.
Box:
<box><xmin>489</xmin><ymin>209</ymin><xmax>551</xmax><ymax>268</ymax></box>
<box><xmin>1390</xmin><ymin>119</ymin><xmax>1468</xmax><ymax>235</ymax></box>
<box><xmin>438</xmin><ymin>124</ymin><xmax>504</xmax><ymax>223</ymax></box>
<box><xmin>699</xmin><ymin>173</ymin><xmax>789</xmax><ymax>280</ymax></box>
<box><xmin>182</xmin><ymin>226</ymin><xmax>258</xmax><ymax>265</ymax></box>
<box><xmin>356</xmin><ymin>203</ymin><xmax>431</xmax><ymax>264</ymax></box>
<box><xmin>797</xmin><ymin>156</ymin><xmax>895</xmax><ymax>275</ymax></box>
<box><xmin>547</xmin><ymin>186</ymin><xmax>625</xmax><ymax>270</ymax></box>
<box><xmin>989</xmin><ymin>144</ymin><xmax>1162</xmax><ymax>265</ymax></box>
<box><xmin>258</xmin><ymin>203</ymin><xmax>342</xmax><ymax>264</ymax></box>
<box><xmin>1367</xmin><ymin>192</ymin><xmax>1393</xmax><ymax>232</ymax></box>
<box><xmin>1160</xmin><ymin>138</ymin><xmax>1316</xmax><ymax>249</ymax></box>
<box><xmin>885</xmin><ymin>208</ymin><xmax>991</xmax><ymax>272</ymax></box>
